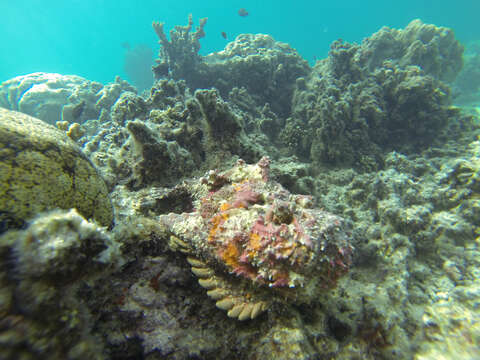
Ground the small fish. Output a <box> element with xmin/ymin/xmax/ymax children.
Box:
<box><xmin>238</xmin><ymin>8</ymin><xmax>249</xmax><ymax>17</ymax></box>
<box><xmin>121</xmin><ymin>41</ymin><xmax>131</xmax><ymax>50</ymax></box>
<box><xmin>221</xmin><ymin>31</ymin><xmax>227</xmax><ymax>39</ymax></box>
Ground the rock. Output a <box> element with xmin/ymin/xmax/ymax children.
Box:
<box><xmin>0</xmin><ymin>108</ymin><xmax>113</xmax><ymax>230</ymax></box>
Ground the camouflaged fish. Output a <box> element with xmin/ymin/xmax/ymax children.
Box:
<box><xmin>159</xmin><ymin>157</ymin><xmax>353</xmax><ymax>320</ymax></box>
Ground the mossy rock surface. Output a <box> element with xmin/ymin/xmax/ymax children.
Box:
<box><xmin>0</xmin><ymin>108</ymin><xmax>113</xmax><ymax>229</ymax></box>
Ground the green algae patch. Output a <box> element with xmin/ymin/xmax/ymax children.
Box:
<box><xmin>0</xmin><ymin>108</ymin><xmax>113</xmax><ymax>228</ymax></box>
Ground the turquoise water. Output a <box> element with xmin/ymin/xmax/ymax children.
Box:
<box><xmin>1</xmin><ymin>0</ymin><xmax>478</xmax><ymax>85</ymax></box>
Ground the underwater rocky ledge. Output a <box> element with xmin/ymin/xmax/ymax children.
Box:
<box><xmin>0</xmin><ymin>18</ymin><xmax>479</xmax><ymax>360</ymax></box>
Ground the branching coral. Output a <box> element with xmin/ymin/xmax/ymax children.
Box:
<box><xmin>152</xmin><ymin>14</ymin><xmax>207</xmax><ymax>81</ymax></box>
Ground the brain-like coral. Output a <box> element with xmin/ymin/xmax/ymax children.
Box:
<box><xmin>0</xmin><ymin>108</ymin><xmax>113</xmax><ymax>229</ymax></box>
<box><xmin>159</xmin><ymin>157</ymin><xmax>353</xmax><ymax>320</ymax></box>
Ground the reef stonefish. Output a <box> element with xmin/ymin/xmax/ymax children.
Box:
<box><xmin>159</xmin><ymin>157</ymin><xmax>353</xmax><ymax>320</ymax></box>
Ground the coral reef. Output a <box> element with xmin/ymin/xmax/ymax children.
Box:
<box><xmin>83</xmin><ymin>79</ymin><xmax>264</xmax><ymax>190</ymax></box>
<box><xmin>299</xmin><ymin>129</ymin><xmax>480</xmax><ymax>358</ymax></box>
<box><xmin>202</xmin><ymin>34</ymin><xmax>310</xmax><ymax>117</ymax></box>
<box><xmin>92</xmin><ymin>130</ymin><xmax>479</xmax><ymax>358</ymax></box>
<box><xmin>153</xmin><ymin>16</ymin><xmax>309</xmax><ymax>118</ymax></box>
<box><xmin>110</xmin><ymin>90</ymin><xmax>148</xmax><ymax>125</ymax></box>
<box><xmin>0</xmin><ymin>16</ymin><xmax>478</xmax><ymax>360</ymax></box>
<box><xmin>416</xmin><ymin>289</ymin><xmax>480</xmax><ymax>358</ymax></box>
<box><xmin>0</xmin><ymin>108</ymin><xmax>113</xmax><ymax>230</ymax></box>
<box><xmin>284</xmin><ymin>19</ymin><xmax>464</xmax><ymax>170</ymax></box>
<box><xmin>357</xmin><ymin>19</ymin><xmax>463</xmax><ymax>82</ymax></box>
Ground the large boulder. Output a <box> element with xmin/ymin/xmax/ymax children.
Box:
<box><xmin>0</xmin><ymin>108</ymin><xmax>113</xmax><ymax>230</ymax></box>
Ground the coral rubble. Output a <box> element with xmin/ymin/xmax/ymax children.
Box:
<box><xmin>152</xmin><ymin>14</ymin><xmax>207</xmax><ymax>83</ymax></box>
<box><xmin>83</xmin><ymin>79</ymin><xmax>263</xmax><ymax>190</ymax></box>
<box><xmin>0</xmin><ymin>209</ymin><xmax>120</xmax><ymax>360</ymax></box>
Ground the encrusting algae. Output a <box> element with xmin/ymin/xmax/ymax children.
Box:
<box><xmin>160</xmin><ymin>157</ymin><xmax>353</xmax><ymax>320</ymax></box>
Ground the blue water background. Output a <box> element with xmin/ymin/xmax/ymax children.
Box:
<box><xmin>1</xmin><ymin>0</ymin><xmax>478</xmax><ymax>85</ymax></box>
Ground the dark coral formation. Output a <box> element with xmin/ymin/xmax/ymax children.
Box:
<box><xmin>356</xmin><ymin>19</ymin><xmax>463</xmax><ymax>82</ymax></box>
<box><xmin>84</xmin><ymin>79</ymin><xmax>264</xmax><ymax>190</ymax></box>
<box><xmin>201</xmin><ymin>34</ymin><xmax>310</xmax><ymax>117</ymax></box>
<box><xmin>152</xmin><ymin>14</ymin><xmax>207</xmax><ymax>83</ymax></box>
<box><xmin>283</xmin><ymin>19</ymin><xmax>464</xmax><ymax>170</ymax></box>
<box><xmin>152</xmin><ymin>17</ymin><xmax>464</xmax><ymax>171</ymax></box>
